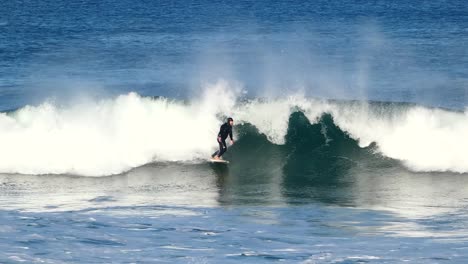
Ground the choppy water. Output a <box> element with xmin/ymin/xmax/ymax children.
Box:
<box><xmin>2</xmin><ymin>164</ymin><xmax>468</xmax><ymax>263</ymax></box>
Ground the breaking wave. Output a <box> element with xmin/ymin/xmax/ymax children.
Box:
<box><xmin>0</xmin><ymin>81</ymin><xmax>466</xmax><ymax>176</ymax></box>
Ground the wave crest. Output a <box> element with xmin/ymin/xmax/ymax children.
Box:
<box><xmin>0</xmin><ymin>82</ymin><xmax>467</xmax><ymax>175</ymax></box>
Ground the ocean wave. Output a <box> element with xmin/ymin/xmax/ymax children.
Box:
<box><xmin>236</xmin><ymin>97</ymin><xmax>468</xmax><ymax>173</ymax></box>
<box><xmin>0</xmin><ymin>81</ymin><xmax>466</xmax><ymax>176</ymax></box>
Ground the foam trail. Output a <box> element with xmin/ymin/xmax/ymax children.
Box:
<box><xmin>0</xmin><ymin>80</ymin><xmax>240</xmax><ymax>176</ymax></box>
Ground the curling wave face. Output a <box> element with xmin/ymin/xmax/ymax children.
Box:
<box><xmin>236</xmin><ymin>97</ymin><xmax>468</xmax><ymax>173</ymax></box>
<box><xmin>0</xmin><ymin>81</ymin><xmax>467</xmax><ymax>176</ymax></box>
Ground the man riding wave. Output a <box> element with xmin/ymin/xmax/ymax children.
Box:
<box><xmin>211</xmin><ymin>117</ymin><xmax>234</xmax><ymax>160</ymax></box>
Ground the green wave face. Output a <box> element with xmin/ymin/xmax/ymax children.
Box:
<box><xmin>216</xmin><ymin>111</ymin><xmax>399</xmax><ymax>206</ymax></box>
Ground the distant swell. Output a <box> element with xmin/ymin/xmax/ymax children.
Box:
<box><xmin>0</xmin><ymin>81</ymin><xmax>466</xmax><ymax>176</ymax></box>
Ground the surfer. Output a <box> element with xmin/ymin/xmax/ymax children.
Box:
<box><xmin>212</xmin><ymin>117</ymin><xmax>234</xmax><ymax>160</ymax></box>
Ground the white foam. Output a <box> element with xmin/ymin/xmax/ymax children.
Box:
<box><xmin>0</xmin><ymin>81</ymin><xmax>467</xmax><ymax>175</ymax></box>
<box><xmin>331</xmin><ymin>105</ymin><xmax>468</xmax><ymax>173</ymax></box>
<box><xmin>0</xmin><ymin>80</ymin><xmax>240</xmax><ymax>176</ymax></box>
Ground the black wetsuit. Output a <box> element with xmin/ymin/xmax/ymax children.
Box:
<box><xmin>212</xmin><ymin>123</ymin><xmax>233</xmax><ymax>158</ymax></box>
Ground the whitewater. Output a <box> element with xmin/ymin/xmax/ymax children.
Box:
<box><xmin>0</xmin><ymin>80</ymin><xmax>466</xmax><ymax>176</ymax></box>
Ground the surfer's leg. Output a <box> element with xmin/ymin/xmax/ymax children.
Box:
<box><xmin>218</xmin><ymin>140</ymin><xmax>227</xmax><ymax>157</ymax></box>
<box><xmin>213</xmin><ymin>140</ymin><xmax>224</xmax><ymax>159</ymax></box>
<box><xmin>212</xmin><ymin>141</ymin><xmax>220</xmax><ymax>158</ymax></box>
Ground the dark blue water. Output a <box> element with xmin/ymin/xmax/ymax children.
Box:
<box><xmin>1</xmin><ymin>0</ymin><xmax>467</xmax><ymax>109</ymax></box>
<box><xmin>2</xmin><ymin>0</ymin><xmax>468</xmax><ymax>263</ymax></box>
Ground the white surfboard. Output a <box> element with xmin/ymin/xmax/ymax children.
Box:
<box><xmin>210</xmin><ymin>159</ymin><xmax>229</xmax><ymax>164</ymax></box>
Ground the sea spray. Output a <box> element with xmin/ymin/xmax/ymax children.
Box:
<box><xmin>0</xmin><ymin>82</ymin><xmax>467</xmax><ymax>175</ymax></box>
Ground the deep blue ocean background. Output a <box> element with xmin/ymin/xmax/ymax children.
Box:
<box><xmin>1</xmin><ymin>0</ymin><xmax>467</xmax><ymax>109</ymax></box>
<box><xmin>1</xmin><ymin>0</ymin><xmax>468</xmax><ymax>263</ymax></box>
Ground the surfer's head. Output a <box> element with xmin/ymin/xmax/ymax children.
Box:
<box><xmin>227</xmin><ymin>117</ymin><xmax>234</xmax><ymax>126</ymax></box>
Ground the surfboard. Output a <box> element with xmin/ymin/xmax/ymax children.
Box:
<box><xmin>210</xmin><ymin>159</ymin><xmax>229</xmax><ymax>164</ymax></box>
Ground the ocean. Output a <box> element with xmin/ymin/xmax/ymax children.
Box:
<box><xmin>1</xmin><ymin>0</ymin><xmax>468</xmax><ymax>263</ymax></box>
